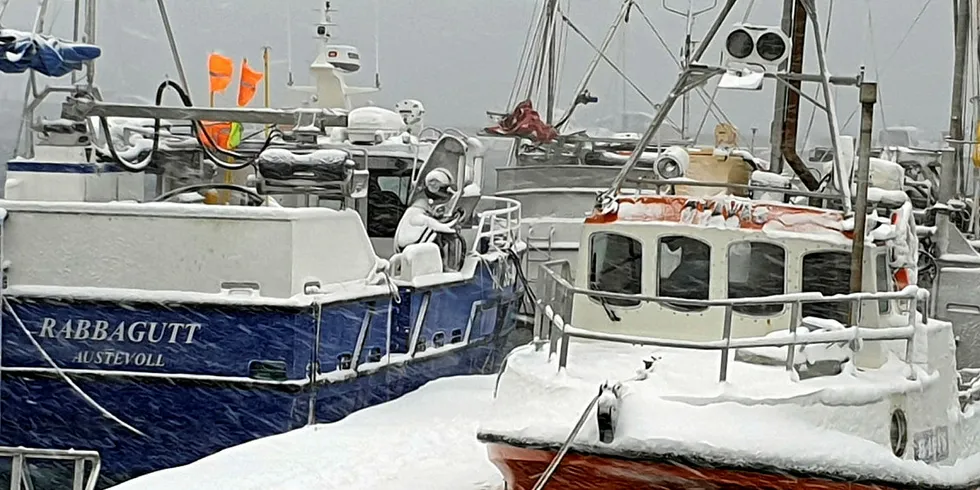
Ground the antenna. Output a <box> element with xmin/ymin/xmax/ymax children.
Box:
<box><xmin>286</xmin><ymin>1</ymin><xmax>294</xmax><ymax>86</ymax></box>
<box><xmin>662</xmin><ymin>0</ymin><xmax>719</xmax><ymax>140</ymax></box>
<box><xmin>374</xmin><ymin>0</ymin><xmax>381</xmax><ymax>89</ymax></box>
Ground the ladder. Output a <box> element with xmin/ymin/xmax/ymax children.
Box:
<box><xmin>520</xmin><ymin>226</ymin><xmax>556</xmax><ymax>318</ymax></box>
<box><xmin>1</xmin><ymin>446</ymin><xmax>101</xmax><ymax>490</ymax></box>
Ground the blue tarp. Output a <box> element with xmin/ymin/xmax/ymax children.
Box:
<box><xmin>0</xmin><ymin>28</ymin><xmax>101</xmax><ymax>77</ymax></box>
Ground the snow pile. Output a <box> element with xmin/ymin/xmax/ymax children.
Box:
<box><xmin>111</xmin><ymin>376</ymin><xmax>503</xmax><ymax>490</ymax></box>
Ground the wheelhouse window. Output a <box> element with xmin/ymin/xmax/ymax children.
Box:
<box><xmin>728</xmin><ymin>242</ymin><xmax>786</xmax><ymax>315</ymax></box>
<box><xmin>367</xmin><ymin>171</ymin><xmax>411</xmax><ymax>238</ymax></box>
<box><xmin>876</xmin><ymin>252</ymin><xmax>891</xmax><ymax>314</ymax></box>
<box><xmin>588</xmin><ymin>232</ymin><xmax>643</xmax><ymax>307</ymax></box>
<box><xmin>801</xmin><ymin>251</ymin><xmax>852</xmax><ymax>324</ymax></box>
<box><xmin>658</xmin><ymin>235</ymin><xmax>710</xmax><ymax>311</ymax></box>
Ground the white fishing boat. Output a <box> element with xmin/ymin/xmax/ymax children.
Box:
<box><xmin>0</xmin><ymin>0</ymin><xmax>525</xmax><ymax>487</ymax></box>
<box><xmin>477</xmin><ymin>1</ymin><xmax>980</xmax><ymax>488</ymax></box>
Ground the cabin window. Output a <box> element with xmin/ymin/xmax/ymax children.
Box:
<box><xmin>368</xmin><ymin>173</ymin><xmax>411</xmax><ymax>238</ymax></box>
<box><xmin>728</xmin><ymin>242</ymin><xmax>786</xmax><ymax>316</ymax></box>
<box><xmin>876</xmin><ymin>252</ymin><xmax>891</xmax><ymax>314</ymax></box>
<box><xmin>658</xmin><ymin>235</ymin><xmax>710</xmax><ymax>311</ymax></box>
<box><xmin>801</xmin><ymin>251</ymin><xmax>851</xmax><ymax>324</ymax></box>
<box><xmin>588</xmin><ymin>232</ymin><xmax>642</xmax><ymax>307</ymax></box>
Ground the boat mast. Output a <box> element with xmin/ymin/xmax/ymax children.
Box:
<box><xmin>937</xmin><ymin>0</ymin><xmax>971</xmax><ymax>258</ymax></box>
<box><xmin>662</xmin><ymin>0</ymin><xmax>717</xmax><ymax>141</ymax></box>
<box><xmin>544</xmin><ymin>0</ymin><xmax>560</xmax><ymax>125</ymax></box>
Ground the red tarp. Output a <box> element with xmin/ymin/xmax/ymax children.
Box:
<box><xmin>484</xmin><ymin>100</ymin><xmax>558</xmax><ymax>144</ymax></box>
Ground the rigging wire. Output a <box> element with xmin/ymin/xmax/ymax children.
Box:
<box><xmin>557</xmin><ymin>8</ymin><xmax>684</xmax><ymax>134</ymax></box>
<box><xmin>630</xmin><ymin>2</ymin><xmax>733</xmax><ymax>128</ymax></box>
<box><xmin>862</xmin><ymin>0</ymin><xmax>888</xmax><ymax>128</ymax></box>
<box><xmin>840</xmin><ymin>0</ymin><xmax>935</xmax><ymax>131</ymax></box>
<box><xmin>507</xmin><ymin>0</ymin><xmax>547</xmax><ymax>108</ymax></box>
<box><xmin>801</xmin><ymin>0</ymin><xmax>835</xmax><ymax>150</ymax></box>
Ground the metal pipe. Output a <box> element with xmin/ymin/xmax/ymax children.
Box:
<box><xmin>545</xmin><ymin>0</ymin><xmax>559</xmax><ymax>125</ymax></box>
<box><xmin>14</xmin><ymin>0</ymin><xmax>51</xmax><ymax>159</ymax></box>
<box><xmin>850</xmin><ymin>82</ymin><xmax>877</xmax><ymax>310</ymax></box>
<box><xmin>156</xmin><ymin>0</ymin><xmax>192</xmax><ymax>102</ymax></box>
<box><xmin>801</xmin><ymin>0</ymin><xmax>850</xmax><ymax>212</ymax></box>
<box><xmin>943</xmin><ymin>0</ymin><xmax>970</xmax><ymax>206</ymax></box>
<box><xmin>85</xmin><ymin>0</ymin><xmax>96</xmax><ymax>85</ymax></box>
<box><xmin>62</xmin><ymin>100</ymin><xmax>347</xmax><ymax>126</ymax></box>
<box><xmin>769</xmin><ymin>0</ymin><xmax>795</xmax><ymax>174</ymax></box>
<box><xmin>780</xmin><ymin>1</ymin><xmax>821</xmax><ymax>191</ymax></box>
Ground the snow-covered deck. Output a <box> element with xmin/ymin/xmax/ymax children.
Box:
<box><xmin>478</xmin><ymin>334</ymin><xmax>980</xmax><ymax>487</ymax></box>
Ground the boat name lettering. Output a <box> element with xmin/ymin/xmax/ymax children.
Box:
<box><xmin>36</xmin><ymin>317</ymin><xmax>204</xmax><ymax>344</ymax></box>
<box><xmin>71</xmin><ymin>350</ymin><xmax>166</xmax><ymax>367</ymax></box>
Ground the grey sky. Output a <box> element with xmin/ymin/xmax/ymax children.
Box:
<box><xmin>0</xmin><ymin>0</ymin><xmax>956</xmax><ymax>140</ymax></box>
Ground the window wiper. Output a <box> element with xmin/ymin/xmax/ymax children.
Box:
<box><xmin>598</xmin><ymin>297</ymin><xmax>621</xmax><ymax>322</ymax></box>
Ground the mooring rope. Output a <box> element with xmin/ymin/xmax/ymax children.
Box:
<box><xmin>2</xmin><ymin>299</ymin><xmax>146</xmax><ymax>437</ymax></box>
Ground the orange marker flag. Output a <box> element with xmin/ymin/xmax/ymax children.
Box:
<box><xmin>208</xmin><ymin>53</ymin><xmax>234</xmax><ymax>94</ymax></box>
<box><xmin>237</xmin><ymin>58</ymin><xmax>264</xmax><ymax>107</ymax></box>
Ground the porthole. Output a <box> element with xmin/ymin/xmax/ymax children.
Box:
<box><xmin>890</xmin><ymin>409</ymin><xmax>908</xmax><ymax>457</ymax></box>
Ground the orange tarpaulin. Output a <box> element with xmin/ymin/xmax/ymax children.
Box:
<box><xmin>237</xmin><ymin>58</ymin><xmax>264</xmax><ymax>107</ymax></box>
<box><xmin>208</xmin><ymin>53</ymin><xmax>233</xmax><ymax>94</ymax></box>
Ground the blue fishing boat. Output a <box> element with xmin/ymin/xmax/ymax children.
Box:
<box><xmin>0</xmin><ymin>1</ymin><xmax>526</xmax><ymax>487</ymax></box>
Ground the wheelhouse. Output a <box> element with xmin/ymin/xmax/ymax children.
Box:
<box><xmin>573</xmin><ymin>195</ymin><xmax>905</xmax><ymax>354</ymax></box>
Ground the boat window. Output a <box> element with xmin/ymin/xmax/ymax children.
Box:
<box><xmin>658</xmin><ymin>235</ymin><xmax>710</xmax><ymax>311</ymax></box>
<box><xmin>876</xmin><ymin>252</ymin><xmax>891</xmax><ymax>314</ymax></box>
<box><xmin>728</xmin><ymin>242</ymin><xmax>785</xmax><ymax>316</ymax></box>
<box><xmin>801</xmin><ymin>251</ymin><xmax>852</xmax><ymax>324</ymax></box>
<box><xmin>368</xmin><ymin>173</ymin><xmax>411</xmax><ymax>238</ymax></box>
<box><xmin>588</xmin><ymin>232</ymin><xmax>642</xmax><ymax>307</ymax></box>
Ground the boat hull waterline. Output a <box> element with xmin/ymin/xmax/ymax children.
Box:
<box><xmin>486</xmin><ymin>442</ymin><xmax>980</xmax><ymax>490</ymax></box>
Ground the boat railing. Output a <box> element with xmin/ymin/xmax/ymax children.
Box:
<box><xmin>472</xmin><ymin>196</ymin><xmax>522</xmax><ymax>253</ymax></box>
<box><xmin>532</xmin><ymin>259</ymin><xmax>927</xmax><ymax>382</ymax></box>
<box><xmin>0</xmin><ymin>446</ymin><xmax>101</xmax><ymax>490</ymax></box>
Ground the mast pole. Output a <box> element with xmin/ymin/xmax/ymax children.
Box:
<box><xmin>850</xmin><ymin>82</ymin><xmax>877</xmax><ymax>305</ymax></box>
<box><xmin>545</xmin><ymin>0</ymin><xmax>559</xmax><ymax>125</ymax></box>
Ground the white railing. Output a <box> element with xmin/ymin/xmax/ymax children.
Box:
<box><xmin>533</xmin><ymin>260</ymin><xmax>927</xmax><ymax>382</ymax></box>
<box><xmin>1</xmin><ymin>446</ymin><xmax>101</xmax><ymax>490</ymax></box>
<box><xmin>472</xmin><ymin>196</ymin><xmax>522</xmax><ymax>253</ymax></box>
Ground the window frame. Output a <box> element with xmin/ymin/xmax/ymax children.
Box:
<box><xmin>726</xmin><ymin>240</ymin><xmax>787</xmax><ymax>317</ymax></box>
<box><xmin>656</xmin><ymin>234</ymin><xmax>712</xmax><ymax>312</ymax></box>
<box><xmin>587</xmin><ymin>231</ymin><xmax>644</xmax><ymax>308</ymax></box>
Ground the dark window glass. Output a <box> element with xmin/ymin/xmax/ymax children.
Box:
<box><xmin>876</xmin><ymin>253</ymin><xmax>891</xmax><ymax>314</ymax></box>
<box><xmin>658</xmin><ymin>236</ymin><xmax>710</xmax><ymax>311</ymax></box>
<box><xmin>728</xmin><ymin>242</ymin><xmax>786</xmax><ymax>315</ymax></box>
<box><xmin>367</xmin><ymin>173</ymin><xmax>411</xmax><ymax>238</ymax></box>
<box><xmin>801</xmin><ymin>252</ymin><xmax>852</xmax><ymax>324</ymax></box>
<box><xmin>588</xmin><ymin>232</ymin><xmax>643</xmax><ymax>307</ymax></box>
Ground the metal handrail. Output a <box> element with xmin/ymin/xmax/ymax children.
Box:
<box><xmin>533</xmin><ymin>260</ymin><xmax>926</xmax><ymax>382</ymax></box>
<box><xmin>472</xmin><ymin>196</ymin><xmax>522</xmax><ymax>253</ymax></box>
<box><xmin>1</xmin><ymin>446</ymin><xmax>101</xmax><ymax>490</ymax></box>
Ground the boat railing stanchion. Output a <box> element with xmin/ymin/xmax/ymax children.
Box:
<box><xmin>718</xmin><ymin>305</ymin><xmax>734</xmax><ymax>382</ymax></box>
<box><xmin>786</xmin><ymin>300</ymin><xmax>801</xmax><ymax>373</ymax></box>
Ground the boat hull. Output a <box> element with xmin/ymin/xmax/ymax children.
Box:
<box><xmin>486</xmin><ymin>443</ymin><xmax>972</xmax><ymax>490</ymax></box>
<box><xmin>0</xmin><ymin>258</ymin><xmax>523</xmax><ymax>487</ymax></box>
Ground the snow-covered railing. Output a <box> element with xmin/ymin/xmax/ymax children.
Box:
<box><xmin>533</xmin><ymin>259</ymin><xmax>927</xmax><ymax>382</ymax></box>
<box><xmin>1</xmin><ymin>446</ymin><xmax>101</xmax><ymax>490</ymax></box>
<box><xmin>473</xmin><ymin>196</ymin><xmax>522</xmax><ymax>253</ymax></box>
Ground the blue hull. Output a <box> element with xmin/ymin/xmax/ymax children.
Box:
<box><xmin>0</xmin><ymin>257</ymin><xmax>523</xmax><ymax>487</ymax></box>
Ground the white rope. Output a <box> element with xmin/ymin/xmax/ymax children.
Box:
<box><xmin>2</xmin><ymin>299</ymin><xmax>146</xmax><ymax>437</ymax></box>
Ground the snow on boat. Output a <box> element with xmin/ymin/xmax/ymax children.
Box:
<box><xmin>0</xmin><ymin>1</ymin><xmax>526</xmax><ymax>487</ymax></box>
<box><xmin>477</xmin><ymin>4</ymin><xmax>980</xmax><ymax>489</ymax></box>
<box><xmin>108</xmin><ymin>375</ymin><xmax>503</xmax><ymax>490</ymax></box>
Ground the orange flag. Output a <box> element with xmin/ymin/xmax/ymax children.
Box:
<box><xmin>237</xmin><ymin>58</ymin><xmax>264</xmax><ymax>107</ymax></box>
<box><xmin>208</xmin><ymin>53</ymin><xmax>233</xmax><ymax>94</ymax></box>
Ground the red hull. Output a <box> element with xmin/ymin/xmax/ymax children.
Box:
<box><xmin>487</xmin><ymin>443</ymin><xmax>902</xmax><ymax>489</ymax></box>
